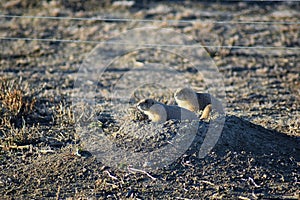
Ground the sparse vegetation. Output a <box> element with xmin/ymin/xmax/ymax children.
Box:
<box><xmin>0</xmin><ymin>79</ymin><xmax>35</xmax><ymax>120</ymax></box>
<box><xmin>0</xmin><ymin>1</ymin><xmax>299</xmax><ymax>199</ymax></box>
<box><xmin>0</xmin><ymin>79</ymin><xmax>37</xmax><ymax>145</ymax></box>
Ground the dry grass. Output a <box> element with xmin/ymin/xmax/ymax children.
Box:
<box><xmin>0</xmin><ymin>78</ymin><xmax>38</xmax><ymax>145</ymax></box>
<box><xmin>0</xmin><ymin>1</ymin><xmax>299</xmax><ymax>199</ymax></box>
<box><xmin>0</xmin><ymin>79</ymin><xmax>36</xmax><ymax>118</ymax></box>
<box><xmin>52</xmin><ymin>102</ymin><xmax>75</xmax><ymax>126</ymax></box>
<box><xmin>0</xmin><ymin>78</ymin><xmax>77</xmax><ymax>148</ymax></box>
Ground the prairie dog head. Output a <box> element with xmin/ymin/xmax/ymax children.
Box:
<box><xmin>174</xmin><ymin>87</ymin><xmax>199</xmax><ymax>112</ymax></box>
<box><xmin>137</xmin><ymin>99</ymin><xmax>167</xmax><ymax>123</ymax></box>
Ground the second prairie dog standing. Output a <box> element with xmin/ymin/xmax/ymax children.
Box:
<box><xmin>174</xmin><ymin>87</ymin><xmax>224</xmax><ymax>119</ymax></box>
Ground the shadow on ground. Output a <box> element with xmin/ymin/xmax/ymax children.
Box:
<box><xmin>209</xmin><ymin>115</ymin><xmax>300</xmax><ymax>160</ymax></box>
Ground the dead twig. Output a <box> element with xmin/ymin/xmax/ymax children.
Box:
<box><xmin>199</xmin><ymin>180</ymin><xmax>215</xmax><ymax>186</ymax></box>
<box><xmin>238</xmin><ymin>196</ymin><xmax>251</xmax><ymax>200</ymax></box>
<box><xmin>0</xmin><ymin>144</ymin><xmax>31</xmax><ymax>150</ymax></box>
<box><xmin>127</xmin><ymin>166</ymin><xmax>157</xmax><ymax>181</ymax></box>
<box><xmin>248</xmin><ymin>177</ymin><xmax>260</xmax><ymax>188</ymax></box>
<box><xmin>39</xmin><ymin>149</ymin><xmax>55</xmax><ymax>154</ymax></box>
<box><xmin>55</xmin><ymin>186</ymin><xmax>61</xmax><ymax>200</ymax></box>
<box><xmin>104</xmin><ymin>170</ymin><xmax>118</xmax><ymax>180</ymax></box>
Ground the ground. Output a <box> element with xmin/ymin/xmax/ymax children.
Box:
<box><xmin>0</xmin><ymin>1</ymin><xmax>299</xmax><ymax>199</ymax></box>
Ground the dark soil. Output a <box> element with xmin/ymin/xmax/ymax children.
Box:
<box><xmin>0</xmin><ymin>1</ymin><xmax>299</xmax><ymax>199</ymax></box>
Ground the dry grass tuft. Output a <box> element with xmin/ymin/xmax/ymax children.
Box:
<box><xmin>0</xmin><ymin>119</ymin><xmax>41</xmax><ymax>146</ymax></box>
<box><xmin>0</xmin><ymin>79</ymin><xmax>36</xmax><ymax>118</ymax></box>
<box><xmin>0</xmin><ymin>79</ymin><xmax>76</xmax><ymax>147</ymax></box>
<box><xmin>52</xmin><ymin>102</ymin><xmax>75</xmax><ymax>126</ymax></box>
<box><xmin>0</xmin><ymin>78</ymin><xmax>38</xmax><ymax>145</ymax></box>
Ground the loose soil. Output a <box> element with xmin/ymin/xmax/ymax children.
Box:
<box><xmin>0</xmin><ymin>1</ymin><xmax>299</xmax><ymax>199</ymax></box>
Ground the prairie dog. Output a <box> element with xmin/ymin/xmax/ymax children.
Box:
<box><xmin>137</xmin><ymin>99</ymin><xmax>197</xmax><ymax>123</ymax></box>
<box><xmin>174</xmin><ymin>87</ymin><xmax>223</xmax><ymax>119</ymax></box>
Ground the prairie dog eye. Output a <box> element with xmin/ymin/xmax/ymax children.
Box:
<box><xmin>146</xmin><ymin>99</ymin><xmax>154</xmax><ymax>105</ymax></box>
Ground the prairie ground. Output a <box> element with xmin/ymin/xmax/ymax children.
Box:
<box><xmin>0</xmin><ymin>1</ymin><xmax>299</xmax><ymax>199</ymax></box>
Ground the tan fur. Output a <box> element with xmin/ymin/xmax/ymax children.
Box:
<box><xmin>137</xmin><ymin>98</ymin><xmax>197</xmax><ymax>123</ymax></box>
<box><xmin>143</xmin><ymin>104</ymin><xmax>167</xmax><ymax>123</ymax></box>
<box><xmin>175</xmin><ymin>98</ymin><xmax>198</xmax><ymax>112</ymax></box>
<box><xmin>174</xmin><ymin>87</ymin><xmax>223</xmax><ymax>120</ymax></box>
<box><xmin>200</xmin><ymin>104</ymin><xmax>212</xmax><ymax>120</ymax></box>
<box><xmin>174</xmin><ymin>88</ymin><xmax>199</xmax><ymax>112</ymax></box>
